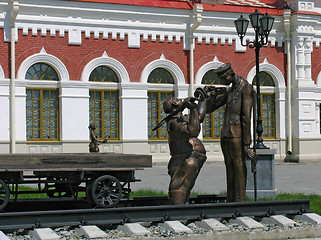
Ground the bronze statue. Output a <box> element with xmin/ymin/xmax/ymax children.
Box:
<box><xmin>88</xmin><ymin>124</ymin><xmax>106</xmax><ymax>153</ymax></box>
<box><xmin>156</xmin><ymin>96</ymin><xmax>207</xmax><ymax>205</ymax></box>
<box><xmin>200</xmin><ymin>63</ymin><xmax>258</xmax><ymax>202</ymax></box>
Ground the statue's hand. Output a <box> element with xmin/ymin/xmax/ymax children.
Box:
<box><xmin>203</xmin><ymin>86</ymin><xmax>217</xmax><ymax>97</ymax></box>
<box><xmin>244</xmin><ymin>146</ymin><xmax>258</xmax><ymax>169</ymax></box>
<box><xmin>183</xmin><ymin>97</ymin><xmax>197</xmax><ymax>109</ymax></box>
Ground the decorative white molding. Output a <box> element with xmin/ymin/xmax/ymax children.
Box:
<box><xmin>40</xmin><ymin>47</ymin><xmax>46</xmax><ymax>54</ymax></box>
<box><xmin>246</xmin><ymin>60</ymin><xmax>286</xmax><ymax>89</ymax></box>
<box><xmin>68</xmin><ymin>28</ymin><xmax>81</xmax><ymax>45</ymax></box>
<box><xmin>17</xmin><ymin>49</ymin><xmax>70</xmax><ymax>82</ymax></box>
<box><xmin>0</xmin><ymin>64</ymin><xmax>5</xmax><ymax>80</ymax></box>
<box><xmin>195</xmin><ymin>57</ymin><xmax>223</xmax><ymax>85</ymax></box>
<box><xmin>235</xmin><ymin>37</ymin><xmax>246</xmax><ymax>52</ymax></box>
<box><xmin>128</xmin><ymin>31</ymin><xmax>140</xmax><ymax>48</ymax></box>
<box><xmin>8</xmin><ymin>0</ymin><xmax>287</xmax><ymax>50</ymax></box>
<box><xmin>140</xmin><ymin>57</ymin><xmax>185</xmax><ymax>85</ymax></box>
<box><xmin>287</xmin><ymin>0</ymin><xmax>315</xmax><ymax>12</ymax></box>
<box><xmin>316</xmin><ymin>71</ymin><xmax>321</xmax><ymax>87</ymax></box>
<box><xmin>81</xmin><ymin>53</ymin><xmax>130</xmax><ymax>83</ymax></box>
<box><xmin>247</xmin><ymin>61</ymin><xmax>286</xmax><ymax>139</ymax></box>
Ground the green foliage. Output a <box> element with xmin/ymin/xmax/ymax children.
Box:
<box><xmin>132</xmin><ymin>189</ymin><xmax>321</xmax><ymax>216</ymax></box>
<box><xmin>9</xmin><ymin>185</ymin><xmax>48</xmax><ymax>199</ymax></box>
<box><xmin>246</xmin><ymin>192</ymin><xmax>321</xmax><ymax>216</ymax></box>
<box><xmin>275</xmin><ymin>193</ymin><xmax>321</xmax><ymax>216</ymax></box>
<box><xmin>8</xmin><ymin>186</ymin><xmax>321</xmax><ymax>216</ymax></box>
<box><xmin>130</xmin><ymin>189</ymin><xmax>167</xmax><ymax>197</ymax></box>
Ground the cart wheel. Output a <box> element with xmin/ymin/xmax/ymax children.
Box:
<box><xmin>90</xmin><ymin>175</ymin><xmax>122</xmax><ymax>208</ymax></box>
<box><xmin>0</xmin><ymin>179</ymin><xmax>9</xmax><ymax>210</ymax></box>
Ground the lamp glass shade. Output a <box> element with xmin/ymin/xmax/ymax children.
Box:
<box><xmin>234</xmin><ymin>15</ymin><xmax>249</xmax><ymax>38</ymax></box>
<box><xmin>258</xmin><ymin>25</ymin><xmax>264</xmax><ymax>37</ymax></box>
<box><xmin>249</xmin><ymin>9</ymin><xmax>263</xmax><ymax>29</ymax></box>
<box><xmin>260</xmin><ymin>13</ymin><xmax>274</xmax><ymax>33</ymax></box>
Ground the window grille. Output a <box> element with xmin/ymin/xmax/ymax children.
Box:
<box><xmin>26</xmin><ymin>63</ymin><xmax>59</xmax><ymax>141</ymax></box>
<box><xmin>147</xmin><ymin>68</ymin><xmax>174</xmax><ymax>139</ymax></box>
<box><xmin>202</xmin><ymin>69</ymin><xmax>224</xmax><ymax>139</ymax></box>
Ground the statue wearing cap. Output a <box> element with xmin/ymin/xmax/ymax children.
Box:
<box><xmin>199</xmin><ymin>63</ymin><xmax>258</xmax><ymax>202</ymax></box>
<box><xmin>154</xmin><ymin>95</ymin><xmax>207</xmax><ymax>205</ymax></box>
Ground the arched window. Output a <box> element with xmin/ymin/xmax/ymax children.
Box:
<box><xmin>89</xmin><ymin>66</ymin><xmax>119</xmax><ymax>140</ymax></box>
<box><xmin>89</xmin><ymin>66</ymin><xmax>118</xmax><ymax>82</ymax></box>
<box><xmin>148</xmin><ymin>68</ymin><xmax>175</xmax><ymax>84</ymax></box>
<box><xmin>26</xmin><ymin>63</ymin><xmax>59</xmax><ymax>141</ymax></box>
<box><xmin>253</xmin><ymin>72</ymin><xmax>276</xmax><ymax>139</ymax></box>
<box><xmin>202</xmin><ymin>69</ymin><xmax>224</xmax><ymax>85</ymax></box>
<box><xmin>148</xmin><ymin>68</ymin><xmax>174</xmax><ymax>139</ymax></box>
<box><xmin>202</xmin><ymin>69</ymin><xmax>225</xmax><ymax>139</ymax></box>
<box><xmin>25</xmin><ymin>63</ymin><xmax>59</xmax><ymax>81</ymax></box>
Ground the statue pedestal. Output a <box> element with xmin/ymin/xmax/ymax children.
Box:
<box><xmin>246</xmin><ymin>149</ymin><xmax>278</xmax><ymax>200</ymax></box>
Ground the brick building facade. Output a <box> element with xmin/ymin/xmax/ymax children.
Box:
<box><xmin>1</xmin><ymin>0</ymin><xmax>321</xmax><ymax>163</ymax></box>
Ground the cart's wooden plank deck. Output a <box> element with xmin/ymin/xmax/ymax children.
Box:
<box><xmin>0</xmin><ymin>153</ymin><xmax>152</xmax><ymax>171</ymax></box>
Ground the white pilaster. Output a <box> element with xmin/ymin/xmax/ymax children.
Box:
<box><xmin>290</xmin><ymin>17</ymin><xmax>320</xmax><ymax>161</ymax></box>
<box><xmin>60</xmin><ymin>83</ymin><xmax>89</xmax><ymax>142</ymax></box>
<box><xmin>0</xmin><ymin>82</ymin><xmax>9</xmax><ymax>142</ymax></box>
<box><xmin>15</xmin><ymin>86</ymin><xmax>26</xmax><ymax>142</ymax></box>
<box><xmin>120</xmin><ymin>83</ymin><xmax>149</xmax><ymax>154</ymax></box>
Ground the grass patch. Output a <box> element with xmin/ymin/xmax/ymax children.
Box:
<box><xmin>130</xmin><ymin>189</ymin><xmax>201</xmax><ymax>198</ymax></box>
<box><xmin>130</xmin><ymin>189</ymin><xmax>167</xmax><ymax>197</ymax></box>
<box><xmin>275</xmin><ymin>193</ymin><xmax>321</xmax><ymax>216</ymax></box>
<box><xmin>253</xmin><ymin>193</ymin><xmax>321</xmax><ymax>215</ymax></box>
<box><xmin>247</xmin><ymin>193</ymin><xmax>321</xmax><ymax>215</ymax></box>
<box><xmin>9</xmin><ymin>185</ymin><xmax>48</xmax><ymax>199</ymax></box>
<box><xmin>8</xmin><ymin>187</ymin><xmax>321</xmax><ymax>216</ymax></box>
<box><xmin>132</xmin><ymin>189</ymin><xmax>321</xmax><ymax>215</ymax></box>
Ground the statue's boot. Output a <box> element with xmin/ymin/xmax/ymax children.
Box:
<box><xmin>169</xmin><ymin>190</ymin><xmax>187</xmax><ymax>205</ymax></box>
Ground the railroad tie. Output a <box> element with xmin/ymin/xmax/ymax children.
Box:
<box><xmin>75</xmin><ymin>225</ymin><xmax>108</xmax><ymax>239</ymax></box>
<box><xmin>28</xmin><ymin>228</ymin><xmax>60</xmax><ymax>240</ymax></box>
<box><xmin>294</xmin><ymin>213</ymin><xmax>321</xmax><ymax>225</ymax></box>
<box><xmin>3</xmin><ymin>214</ymin><xmax>321</xmax><ymax>239</ymax></box>
<box><xmin>117</xmin><ymin>223</ymin><xmax>150</xmax><ymax>236</ymax></box>
<box><xmin>229</xmin><ymin>216</ymin><xmax>265</xmax><ymax>229</ymax></box>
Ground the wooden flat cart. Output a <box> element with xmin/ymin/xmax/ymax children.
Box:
<box><xmin>0</xmin><ymin>153</ymin><xmax>152</xmax><ymax>210</ymax></box>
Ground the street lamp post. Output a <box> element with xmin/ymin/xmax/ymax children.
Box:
<box><xmin>234</xmin><ymin>9</ymin><xmax>274</xmax><ymax>149</ymax></box>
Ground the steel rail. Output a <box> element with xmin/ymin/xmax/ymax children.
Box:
<box><xmin>0</xmin><ymin>199</ymin><xmax>310</xmax><ymax>231</ymax></box>
<box><xmin>4</xmin><ymin>194</ymin><xmax>226</xmax><ymax>212</ymax></box>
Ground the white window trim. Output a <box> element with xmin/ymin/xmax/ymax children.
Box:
<box><xmin>81</xmin><ymin>52</ymin><xmax>129</xmax><ymax>84</ymax></box>
<box><xmin>195</xmin><ymin>57</ymin><xmax>224</xmax><ymax>85</ymax></box>
<box><xmin>17</xmin><ymin>48</ymin><xmax>69</xmax><ymax>82</ymax></box>
<box><xmin>247</xmin><ymin>60</ymin><xmax>285</xmax><ymax>139</ymax></box>
<box><xmin>0</xmin><ymin>64</ymin><xmax>5</xmax><ymax>81</ymax></box>
<box><xmin>140</xmin><ymin>56</ymin><xmax>185</xmax><ymax>87</ymax></box>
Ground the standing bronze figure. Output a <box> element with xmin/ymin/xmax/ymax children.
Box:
<box><xmin>201</xmin><ymin>63</ymin><xmax>258</xmax><ymax>202</ymax></box>
<box><xmin>156</xmin><ymin>96</ymin><xmax>207</xmax><ymax>205</ymax></box>
<box><xmin>88</xmin><ymin>124</ymin><xmax>106</xmax><ymax>153</ymax></box>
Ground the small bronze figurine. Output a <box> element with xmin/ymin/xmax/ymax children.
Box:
<box><xmin>201</xmin><ymin>63</ymin><xmax>258</xmax><ymax>202</ymax></box>
<box><xmin>88</xmin><ymin>124</ymin><xmax>106</xmax><ymax>153</ymax></box>
<box><xmin>160</xmin><ymin>96</ymin><xmax>207</xmax><ymax>205</ymax></box>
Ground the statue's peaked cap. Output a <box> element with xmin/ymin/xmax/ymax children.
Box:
<box><xmin>214</xmin><ymin>63</ymin><xmax>232</xmax><ymax>76</ymax></box>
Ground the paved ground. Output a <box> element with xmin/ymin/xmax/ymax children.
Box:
<box><xmin>131</xmin><ymin>161</ymin><xmax>321</xmax><ymax>195</ymax></box>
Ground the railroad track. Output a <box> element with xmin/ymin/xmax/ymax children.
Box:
<box><xmin>3</xmin><ymin>194</ymin><xmax>226</xmax><ymax>212</ymax></box>
<box><xmin>0</xmin><ymin>198</ymin><xmax>311</xmax><ymax>231</ymax></box>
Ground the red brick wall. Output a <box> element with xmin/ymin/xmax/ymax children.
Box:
<box><xmin>7</xmin><ymin>29</ymin><xmax>286</xmax><ymax>84</ymax></box>
<box><xmin>194</xmin><ymin>40</ymin><xmax>286</xmax><ymax>85</ymax></box>
<box><xmin>0</xmin><ymin>29</ymin><xmax>10</xmax><ymax>79</ymax></box>
<box><xmin>312</xmin><ymin>44</ymin><xmax>321</xmax><ymax>84</ymax></box>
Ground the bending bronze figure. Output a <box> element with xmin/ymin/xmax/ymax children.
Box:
<box><xmin>159</xmin><ymin>96</ymin><xmax>207</xmax><ymax>205</ymax></box>
<box><xmin>88</xmin><ymin>124</ymin><xmax>106</xmax><ymax>153</ymax></box>
<box><xmin>200</xmin><ymin>63</ymin><xmax>258</xmax><ymax>202</ymax></box>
